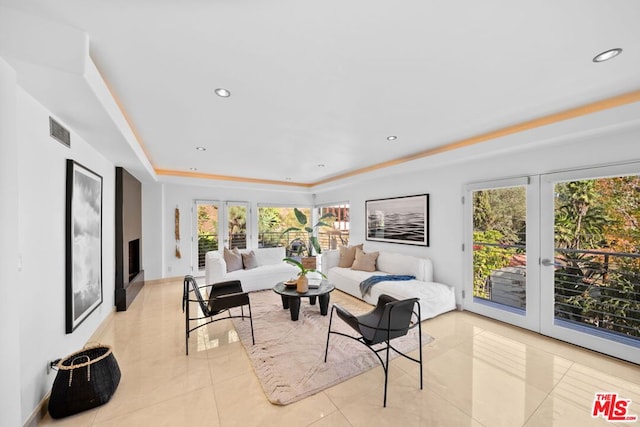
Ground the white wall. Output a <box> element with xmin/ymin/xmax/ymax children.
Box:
<box><xmin>142</xmin><ymin>181</ymin><xmax>165</xmax><ymax>281</ymax></box>
<box><xmin>142</xmin><ymin>182</ymin><xmax>314</xmax><ymax>279</ymax></box>
<box><xmin>315</xmin><ymin>122</ymin><xmax>640</xmax><ymax>302</ymax></box>
<box><xmin>15</xmin><ymin>86</ymin><xmax>116</xmax><ymax>424</ymax></box>
<box><xmin>0</xmin><ymin>55</ymin><xmax>22</xmax><ymax>427</ymax></box>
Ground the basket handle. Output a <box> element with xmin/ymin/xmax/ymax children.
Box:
<box><xmin>68</xmin><ymin>355</ymin><xmax>91</xmax><ymax>386</ymax></box>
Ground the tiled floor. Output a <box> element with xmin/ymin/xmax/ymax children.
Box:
<box><xmin>40</xmin><ymin>278</ymin><xmax>640</xmax><ymax>426</ymax></box>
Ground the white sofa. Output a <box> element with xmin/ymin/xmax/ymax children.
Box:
<box><xmin>321</xmin><ymin>249</ymin><xmax>456</xmax><ymax>321</ymax></box>
<box><xmin>205</xmin><ymin>247</ymin><xmax>299</xmax><ymax>292</ymax></box>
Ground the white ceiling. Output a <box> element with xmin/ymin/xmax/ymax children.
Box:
<box><xmin>2</xmin><ymin>0</ymin><xmax>640</xmax><ymax>188</ymax></box>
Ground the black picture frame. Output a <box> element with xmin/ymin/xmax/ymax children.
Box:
<box><xmin>365</xmin><ymin>194</ymin><xmax>429</xmax><ymax>246</ymax></box>
<box><xmin>66</xmin><ymin>159</ymin><xmax>103</xmax><ymax>333</ymax></box>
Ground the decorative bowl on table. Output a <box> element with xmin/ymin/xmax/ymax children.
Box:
<box><xmin>284</xmin><ymin>280</ymin><xmax>297</xmax><ymax>288</ymax></box>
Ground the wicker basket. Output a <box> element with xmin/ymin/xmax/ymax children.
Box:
<box><xmin>48</xmin><ymin>344</ymin><xmax>121</xmax><ymax>419</ymax></box>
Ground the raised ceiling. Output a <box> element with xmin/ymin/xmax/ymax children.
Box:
<box><xmin>2</xmin><ymin>0</ymin><xmax>639</xmax><ymax>188</ymax></box>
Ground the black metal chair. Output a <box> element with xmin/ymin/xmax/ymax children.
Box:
<box><xmin>286</xmin><ymin>238</ymin><xmax>307</xmax><ymax>257</ymax></box>
<box><xmin>182</xmin><ymin>275</ymin><xmax>254</xmax><ymax>355</ymax></box>
<box><xmin>324</xmin><ymin>294</ymin><xmax>422</xmax><ymax>407</ymax></box>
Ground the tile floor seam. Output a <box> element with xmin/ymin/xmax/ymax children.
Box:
<box><xmin>520</xmin><ymin>361</ymin><xmax>575</xmax><ymax>427</ymax></box>
<box><xmin>413</xmin><ymin>346</ymin><xmax>482</xmax><ymax>424</ymax></box>
<box><xmin>209</xmin><ymin>380</ymin><xmax>224</xmax><ymax>427</ymax></box>
<box><xmin>303</xmin><ymin>396</ymin><xmax>346</xmax><ymax>427</ymax></box>
<box><xmin>91</xmin><ymin>384</ymin><xmax>215</xmax><ymax>425</ymax></box>
<box><xmin>421</xmin><ymin>339</ymin><xmax>558</xmax><ymax>427</ymax></box>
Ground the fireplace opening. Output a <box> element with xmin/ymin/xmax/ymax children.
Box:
<box><xmin>129</xmin><ymin>239</ymin><xmax>140</xmax><ymax>280</ymax></box>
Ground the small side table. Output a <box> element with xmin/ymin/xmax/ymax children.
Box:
<box><xmin>273</xmin><ymin>280</ymin><xmax>335</xmax><ymax>321</ymax></box>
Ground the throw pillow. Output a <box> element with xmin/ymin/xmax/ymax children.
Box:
<box><xmin>338</xmin><ymin>244</ymin><xmax>364</xmax><ymax>268</ymax></box>
<box><xmin>223</xmin><ymin>247</ymin><xmax>243</xmax><ymax>272</ymax></box>
<box><xmin>351</xmin><ymin>248</ymin><xmax>379</xmax><ymax>272</ymax></box>
<box><xmin>242</xmin><ymin>250</ymin><xmax>258</xmax><ymax>270</ymax></box>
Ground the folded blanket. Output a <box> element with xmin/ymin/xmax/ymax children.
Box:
<box><xmin>359</xmin><ymin>275</ymin><xmax>415</xmax><ymax>297</ymax></box>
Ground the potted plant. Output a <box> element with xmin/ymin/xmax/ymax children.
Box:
<box><xmin>283</xmin><ymin>257</ymin><xmax>326</xmax><ymax>293</ymax></box>
<box><xmin>281</xmin><ymin>208</ymin><xmax>335</xmax><ymax>269</ymax></box>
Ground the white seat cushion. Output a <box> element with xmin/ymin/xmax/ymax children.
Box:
<box><xmin>327</xmin><ymin>264</ymin><xmax>455</xmax><ymax>320</ymax></box>
<box><xmin>226</xmin><ymin>263</ymin><xmax>299</xmax><ymax>293</ymax></box>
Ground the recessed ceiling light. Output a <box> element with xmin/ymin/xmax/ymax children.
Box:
<box><xmin>387</xmin><ymin>136</ymin><xmax>398</xmax><ymax>141</ymax></box>
<box><xmin>593</xmin><ymin>48</ymin><xmax>622</xmax><ymax>63</ymax></box>
<box><xmin>196</xmin><ymin>146</ymin><xmax>206</xmax><ymax>151</ymax></box>
<box><xmin>317</xmin><ymin>164</ymin><xmax>325</xmax><ymax>168</ymax></box>
<box><xmin>214</xmin><ymin>88</ymin><xmax>231</xmax><ymax>97</ymax></box>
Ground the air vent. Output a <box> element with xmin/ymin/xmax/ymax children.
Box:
<box><xmin>49</xmin><ymin>117</ymin><xmax>70</xmax><ymax>147</ymax></box>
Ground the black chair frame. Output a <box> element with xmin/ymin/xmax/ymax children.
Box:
<box><xmin>286</xmin><ymin>238</ymin><xmax>307</xmax><ymax>257</ymax></box>
<box><xmin>324</xmin><ymin>294</ymin><xmax>422</xmax><ymax>407</ymax></box>
<box><xmin>182</xmin><ymin>275</ymin><xmax>254</xmax><ymax>355</ymax></box>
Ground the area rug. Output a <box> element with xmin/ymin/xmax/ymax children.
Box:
<box><xmin>231</xmin><ymin>289</ymin><xmax>433</xmax><ymax>405</ymax></box>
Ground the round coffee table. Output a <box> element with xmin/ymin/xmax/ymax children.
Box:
<box><xmin>273</xmin><ymin>280</ymin><xmax>335</xmax><ymax>321</ymax></box>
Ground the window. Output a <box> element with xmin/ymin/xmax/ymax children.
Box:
<box><xmin>257</xmin><ymin>203</ymin><xmax>350</xmax><ymax>254</ymax></box>
<box><xmin>257</xmin><ymin>206</ymin><xmax>310</xmax><ymax>249</ymax></box>
<box><xmin>318</xmin><ymin>203</ymin><xmax>350</xmax><ymax>251</ymax></box>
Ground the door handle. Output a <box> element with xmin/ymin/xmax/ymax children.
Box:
<box><xmin>541</xmin><ymin>258</ymin><xmax>560</xmax><ymax>267</ymax></box>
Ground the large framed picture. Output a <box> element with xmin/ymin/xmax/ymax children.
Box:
<box><xmin>66</xmin><ymin>159</ymin><xmax>103</xmax><ymax>333</ymax></box>
<box><xmin>366</xmin><ymin>194</ymin><xmax>429</xmax><ymax>246</ymax></box>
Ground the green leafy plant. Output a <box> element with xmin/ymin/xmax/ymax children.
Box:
<box><xmin>472</xmin><ymin>230</ymin><xmax>515</xmax><ymax>299</ymax></box>
<box><xmin>281</xmin><ymin>208</ymin><xmax>335</xmax><ymax>256</ymax></box>
<box><xmin>282</xmin><ymin>257</ymin><xmax>327</xmax><ymax>278</ymax></box>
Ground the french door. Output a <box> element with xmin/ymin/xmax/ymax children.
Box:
<box><xmin>465</xmin><ymin>163</ymin><xmax>640</xmax><ymax>364</ymax></box>
<box><xmin>540</xmin><ymin>163</ymin><xmax>640</xmax><ymax>363</ymax></box>
<box><xmin>193</xmin><ymin>200</ymin><xmax>221</xmax><ymax>272</ymax></box>
<box><xmin>463</xmin><ymin>177</ymin><xmax>540</xmax><ymax>331</ymax></box>
<box><xmin>225</xmin><ymin>202</ymin><xmax>250</xmax><ymax>250</ymax></box>
<box><xmin>192</xmin><ymin>201</ymin><xmax>251</xmax><ymax>272</ymax></box>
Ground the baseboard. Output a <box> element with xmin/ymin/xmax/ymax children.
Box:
<box><xmin>23</xmin><ymin>393</ymin><xmax>49</xmax><ymax>427</ymax></box>
<box><xmin>23</xmin><ymin>277</ymin><xmax>184</xmax><ymax>426</ymax></box>
<box><xmin>145</xmin><ymin>275</ymin><xmax>184</xmax><ymax>285</ymax></box>
<box><xmin>24</xmin><ymin>307</ymin><xmax>119</xmax><ymax>426</ymax></box>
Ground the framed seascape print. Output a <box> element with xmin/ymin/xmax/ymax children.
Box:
<box><xmin>66</xmin><ymin>159</ymin><xmax>103</xmax><ymax>333</ymax></box>
<box><xmin>366</xmin><ymin>194</ymin><xmax>429</xmax><ymax>246</ymax></box>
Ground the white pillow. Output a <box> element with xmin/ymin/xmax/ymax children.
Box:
<box><xmin>254</xmin><ymin>247</ymin><xmax>286</xmax><ymax>266</ymax></box>
<box><xmin>376</xmin><ymin>252</ymin><xmax>426</xmax><ymax>280</ymax></box>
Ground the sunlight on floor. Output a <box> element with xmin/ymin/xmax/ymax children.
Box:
<box><xmin>38</xmin><ymin>278</ymin><xmax>640</xmax><ymax>427</ymax></box>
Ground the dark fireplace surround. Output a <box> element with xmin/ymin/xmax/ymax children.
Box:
<box><xmin>115</xmin><ymin>167</ymin><xmax>144</xmax><ymax>311</ymax></box>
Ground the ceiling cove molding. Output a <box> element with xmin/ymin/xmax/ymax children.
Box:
<box><xmin>155</xmin><ymin>169</ymin><xmax>313</xmax><ymax>188</ymax></box>
<box><xmin>156</xmin><ymin>89</ymin><xmax>640</xmax><ymax>189</ymax></box>
<box><xmin>88</xmin><ymin>60</ymin><xmax>157</xmax><ymax>180</ymax></box>
<box><xmin>312</xmin><ymin>89</ymin><xmax>640</xmax><ymax>187</ymax></box>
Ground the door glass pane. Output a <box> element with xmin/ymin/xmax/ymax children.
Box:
<box><xmin>318</xmin><ymin>204</ymin><xmax>350</xmax><ymax>251</ymax></box>
<box><xmin>553</xmin><ymin>176</ymin><xmax>640</xmax><ymax>343</ymax></box>
<box><xmin>227</xmin><ymin>204</ymin><xmax>248</xmax><ymax>249</ymax></box>
<box><xmin>197</xmin><ymin>203</ymin><xmax>219</xmax><ymax>270</ymax></box>
<box><xmin>472</xmin><ymin>186</ymin><xmax>527</xmax><ymax>310</ymax></box>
